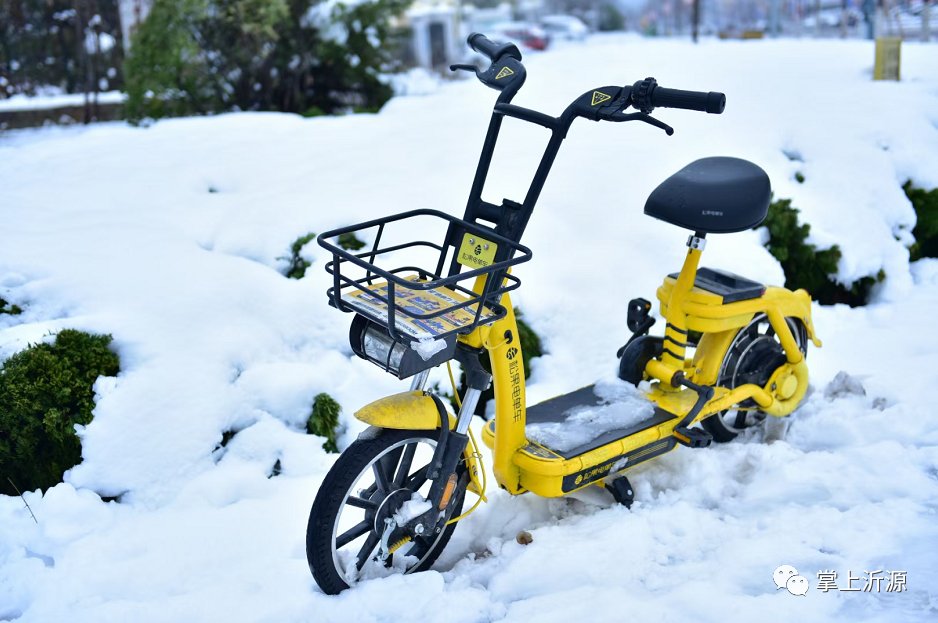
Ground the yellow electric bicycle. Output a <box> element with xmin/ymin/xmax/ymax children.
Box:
<box><xmin>306</xmin><ymin>33</ymin><xmax>822</xmax><ymax>594</ymax></box>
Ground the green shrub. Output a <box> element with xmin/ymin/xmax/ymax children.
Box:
<box><xmin>514</xmin><ymin>308</ymin><xmax>543</xmax><ymax>380</ymax></box>
<box><xmin>337</xmin><ymin>233</ymin><xmax>365</xmax><ymax>251</ymax></box>
<box><xmin>307</xmin><ymin>392</ymin><xmax>341</xmax><ymax>453</ymax></box>
<box><xmin>124</xmin><ymin>0</ymin><xmax>408</xmax><ymax>121</ymax></box>
<box><xmin>283</xmin><ymin>232</ymin><xmax>316</xmax><ymax>279</ymax></box>
<box><xmin>455</xmin><ymin>307</ymin><xmax>544</xmax><ymax>415</ymax></box>
<box><xmin>903</xmin><ymin>181</ymin><xmax>938</xmax><ymax>261</ymax></box>
<box><xmin>0</xmin><ymin>297</ymin><xmax>22</xmax><ymax>315</ymax></box>
<box><xmin>597</xmin><ymin>2</ymin><xmax>625</xmax><ymax>31</ymax></box>
<box><xmin>0</xmin><ymin>330</ymin><xmax>120</xmax><ymax>495</ymax></box>
<box><xmin>760</xmin><ymin>197</ymin><xmax>879</xmax><ymax>307</ymax></box>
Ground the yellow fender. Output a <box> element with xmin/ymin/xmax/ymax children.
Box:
<box><xmin>354</xmin><ymin>391</ymin><xmax>485</xmax><ymax>498</ymax></box>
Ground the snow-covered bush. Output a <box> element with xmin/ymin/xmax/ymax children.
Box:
<box><xmin>124</xmin><ymin>0</ymin><xmax>408</xmax><ymax>121</ymax></box>
<box><xmin>451</xmin><ymin>307</ymin><xmax>544</xmax><ymax>415</ymax></box>
<box><xmin>0</xmin><ymin>330</ymin><xmax>120</xmax><ymax>495</ymax></box>
<box><xmin>337</xmin><ymin>233</ymin><xmax>365</xmax><ymax>251</ymax></box>
<box><xmin>761</xmin><ymin>197</ymin><xmax>880</xmax><ymax>307</ymax></box>
<box><xmin>0</xmin><ymin>0</ymin><xmax>124</xmax><ymax>99</ymax></box>
<box><xmin>903</xmin><ymin>181</ymin><xmax>938</xmax><ymax>262</ymax></box>
<box><xmin>0</xmin><ymin>296</ymin><xmax>22</xmax><ymax>315</ymax></box>
<box><xmin>515</xmin><ymin>308</ymin><xmax>543</xmax><ymax>380</ymax></box>
<box><xmin>307</xmin><ymin>393</ymin><xmax>341</xmax><ymax>453</ymax></box>
<box><xmin>283</xmin><ymin>232</ymin><xmax>317</xmax><ymax>280</ymax></box>
<box><xmin>281</xmin><ymin>231</ymin><xmax>363</xmax><ymax>279</ymax></box>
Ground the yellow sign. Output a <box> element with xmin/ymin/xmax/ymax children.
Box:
<box><xmin>495</xmin><ymin>66</ymin><xmax>515</xmax><ymax>80</ymax></box>
<box><xmin>457</xmin><ymin>232</ymin><xmax>497</xmax><ymax>269</ymax></box>
<box><xmin>591</xmin><ymin>91</ymin><xmax>612</xmax><ymax>106</ymax></box>
<box><xmin>873</xmin><ymin>37</ymin><xmax>901</xmax><ymax>81</ymax></box>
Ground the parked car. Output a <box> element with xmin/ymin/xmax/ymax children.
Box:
<box><xmin>539</xmin><ymin>14</ymin><xmax>589</xmax><ymax>41</ymax></box>
<box><xmin>489</xmin><ymin>21</ymin><xmax>551</xmax><ymax>50</ymax></box>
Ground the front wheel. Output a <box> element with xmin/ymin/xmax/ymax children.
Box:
<box><xmin>306</xmin><ymin>427</ymin><xmax>466</xmax><ymax>594</ymax></box>
<box><xmin>701</xmin><ymin>314</ymin><xmax>809</xmax><ymax>443</ymax></box>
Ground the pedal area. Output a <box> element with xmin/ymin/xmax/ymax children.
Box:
<box><xmin>481</xmin><ymin>384</ymin><xmax>714</xmax><ymax>497</ymax></box>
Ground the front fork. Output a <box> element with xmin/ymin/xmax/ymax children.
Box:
<box><xmin>395</xmin><ymin>347</ymin><xmax>488</xmax><ymax>542</ymax></box>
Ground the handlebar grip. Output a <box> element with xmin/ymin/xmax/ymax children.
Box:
<box><xmin>652</xmin><ymin>86</ymin><xmax>725</xmax><ymax>114</ymax></box>
<box><xmin>467</xmin><ymin>33</ymin><xmax>522</xmax><ymax>63</ymax></box>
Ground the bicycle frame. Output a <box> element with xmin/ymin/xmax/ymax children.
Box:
<box><xmin>468</xmin><ymin>240</ymin><xmax>821</xmax><ymax>498</ymax></box>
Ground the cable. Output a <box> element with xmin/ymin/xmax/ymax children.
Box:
<box><xmin>444</xmin><ymin>360</ymin><xmax>486</xmax><ymax>525</ymax></box>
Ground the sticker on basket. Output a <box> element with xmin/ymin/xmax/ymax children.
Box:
<box><xmin>457</xmin><ymin>233</ymin><xmax>498</xmax><ymax>269</ymax></box>
<box><xmin>343</xmin><ymin>275</ymin><xmax>498</xmax><ymax>339</ymax></box>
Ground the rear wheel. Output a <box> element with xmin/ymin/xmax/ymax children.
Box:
<box><xmin>701</xmin><ymin>314</ymin><xmax>808</xmax><ymax>443</ymax></box>
<box><xmin>306</xmin><ymin>427</ymin><xmax>466</xmax><ymax>594</ymax></box>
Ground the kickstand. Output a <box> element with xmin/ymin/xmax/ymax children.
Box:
<box><xmin>605</xmin><ymin>475</ymin><xmax>635</xmax><ymax>509</ymax></box>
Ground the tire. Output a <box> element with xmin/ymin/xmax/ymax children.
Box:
<box><xmin>306</xmin><ymin>427</ymin><xmax>466</xmax><ymax>595</ymax></box>
<box><xmin>701</xmin><ymin>315</ymin><xmax>809</xmax><ymax>443</ymax></box>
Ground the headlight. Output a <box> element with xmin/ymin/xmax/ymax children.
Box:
<box><xmin>349</xmin><ymin>315</ymin><xmax>456</xmax><ymax>379</ymax></box>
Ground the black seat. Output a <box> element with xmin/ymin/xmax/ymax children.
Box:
<box><xmin>644</xmin><ymin>157</ymin><xmax>771</xmax><ymax>234</ymax></box>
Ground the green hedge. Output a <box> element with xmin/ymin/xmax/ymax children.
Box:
<box><xmin>124</xmin><ymin>0</ymin><xmax>407</xmax><ymax>121</ymax></box>
<box><xmin>761</xmin><ymin>197</ymin><xmax>879</xmax><ymax>307</ymax></box>
<box><xmin>903</xmin><ymin>181</ymin><xmax>938</xmax><ymax>261</ymax></box>
<box><xmin>0</xmin><ymin>330</ymin><xmax>120</xmax><ymax>495</ymax></box>
<box><xmin>449</xmin><ymin>307</ymin><xmax>544</xmax><ymax>415</ymax></box>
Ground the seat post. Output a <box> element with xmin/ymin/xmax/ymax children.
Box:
<box><xmin>660</xmin><ymin>232</ymin><xmax>706</xmax><ymax>375</ymax></box>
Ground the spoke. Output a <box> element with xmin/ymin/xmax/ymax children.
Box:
<box><xmin>373</xmin><ymin>460</ymin><xmax>392</xmax><ymax>493</ymax></box>
<box><xmin>733</xmin><ymin>410</ymin><xmax>747</xmax><ymax>429</ymax></box>
<box><xmin>393</xmin><ymin>443</ymin><xmax>417</xmax><ymax>488</ymax></box>
<box><xmin>335</xmin><ymin>520</ymin><xmax>371</xmax><ymax>549</ymax></box>
<box><xmin>346</xmin><ymin>495</ymin><xmax>378</xmax><ymax>510</ymax></box>
<box><xmin>746</xmin><ymin>322</ymin><xmax>761</xmax><ymax>339</ymax></box>
<box><xmin>355</xmin><ymin>532</ymin><xmax>380</xmax><ymax>571</ymax></box>
<box><xmin>375</xmin><ymin>446</ymin><xmax>404</xmax><ymax>492</ymax></box>
<box><xmin>405</xmin><ymin>463</ymin><xmax>431</xmax><ymax>490</ymax></box>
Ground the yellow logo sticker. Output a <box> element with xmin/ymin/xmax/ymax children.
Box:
<box><xmin>495</xmin><ymin>66</ymin><xmax>515</xmax><ymax>80</ymax></box>
<box><xmin>457</xmin><ymin>233</ymin><xmax>498</xmax><ymax>269</ymax></box>
<box><xmin>591</xmin><ymin>90</ymin><xmax>612</xmax><ymax>106</ymax></box>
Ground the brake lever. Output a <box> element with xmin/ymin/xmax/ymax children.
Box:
<box><xmin>450</xmin><ymin>63</ymin><xmax>480</xmax><ymax>77</ymax></box>
<box><xmin>608</xmin><ymin>111</ymin><xmax>675</xmax><ymax>136</ymax></box>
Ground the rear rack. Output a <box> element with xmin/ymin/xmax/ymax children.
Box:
<box><xmin>318</xmin><ymin>209</ymin><xmax>532</xmax><ymax>342</ymax></box>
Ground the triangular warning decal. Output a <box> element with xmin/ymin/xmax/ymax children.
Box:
<box><xmin>495</xmin><ymin>66</ymin><xmax>515</xmax><ymax>80</ymax></box>
<box><xmin>591</xmin><ymin>91</ymin><xmax>612</xmax><ymax>106</ymax></box>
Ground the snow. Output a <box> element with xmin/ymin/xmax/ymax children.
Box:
<box><xmin>0</xmin><ymin>90</ymin><xmax>124</xmax><ymax>112</ymax></box>
<box><xmin>393</xmin><ymin>493</ymin><xmax>432</xmax><ymax>525</ymax></box>
<box><xmin>411</xmin><ymin>336</ymin><xmax>448</xmax><ymax>360</ymax></box>
<box><xmin>1</xmin><ymin>34</ymin><xmax>938</xmax><ymax>622</ymax></box>
<box><xmin>526</xmin><ymin>378</ymin><xmax>655</xmax><ymax>452</ymax></box>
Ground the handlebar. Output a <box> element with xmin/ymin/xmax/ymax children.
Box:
<box><xmin>653</xmin><ymin>87</ymin><xmax>725</xmax><ymax>114</ymax></box>
<box><xmin>631</xmin><ymin>78</ymin><xmax>725</xmax><ymax>114</ymax></box>
<box><xmin>467</xmin><ymin>33</ymin><xmax>522</xmax><ymax>63</ymax></box>
<box><xmin>454</xmin><ymin>36</ymin><xmax>726</xmax><ymax>132</ymax></box>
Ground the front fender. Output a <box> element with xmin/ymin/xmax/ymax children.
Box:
<box><xmin>355</xmin><ymin>391</ymin><xmax>452</xmax><ymax>430</ymax></box>
<box><xmin>354</xmin><ymin>391</ymin><xmax>486</xmax><ymax>500</ymax></box>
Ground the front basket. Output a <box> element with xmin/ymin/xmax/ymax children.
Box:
<box><xmin>317</xmin><ymin>209</ymin><xmax>533</xmax><ymax>342</ymax></box>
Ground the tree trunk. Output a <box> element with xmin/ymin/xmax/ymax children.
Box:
<box><xmin>692</xmin><ymin>0</ymin><xmax>699</xmax><ymax>42</ymax></box>
<box><xmin>924</xmin><ymin>0</ymin><xmax>932</xmax><ymax>42</ymax></box>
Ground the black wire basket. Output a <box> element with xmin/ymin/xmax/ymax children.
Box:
<box><xmin>317</xmin><ymin>209</ymin><xmax>533</xmax><ymax>343</ymax></box>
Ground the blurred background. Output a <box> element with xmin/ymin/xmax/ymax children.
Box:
<box><xmin>0</xmin><ymin>0</ymin><xmax>932</xmax><ymax>129</ymax></box>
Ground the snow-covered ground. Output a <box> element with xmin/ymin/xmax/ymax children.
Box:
<box><xmin>2</xmin><ymin>34</ymin><xmax>938</xmax><ymax>622</ymax></box>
